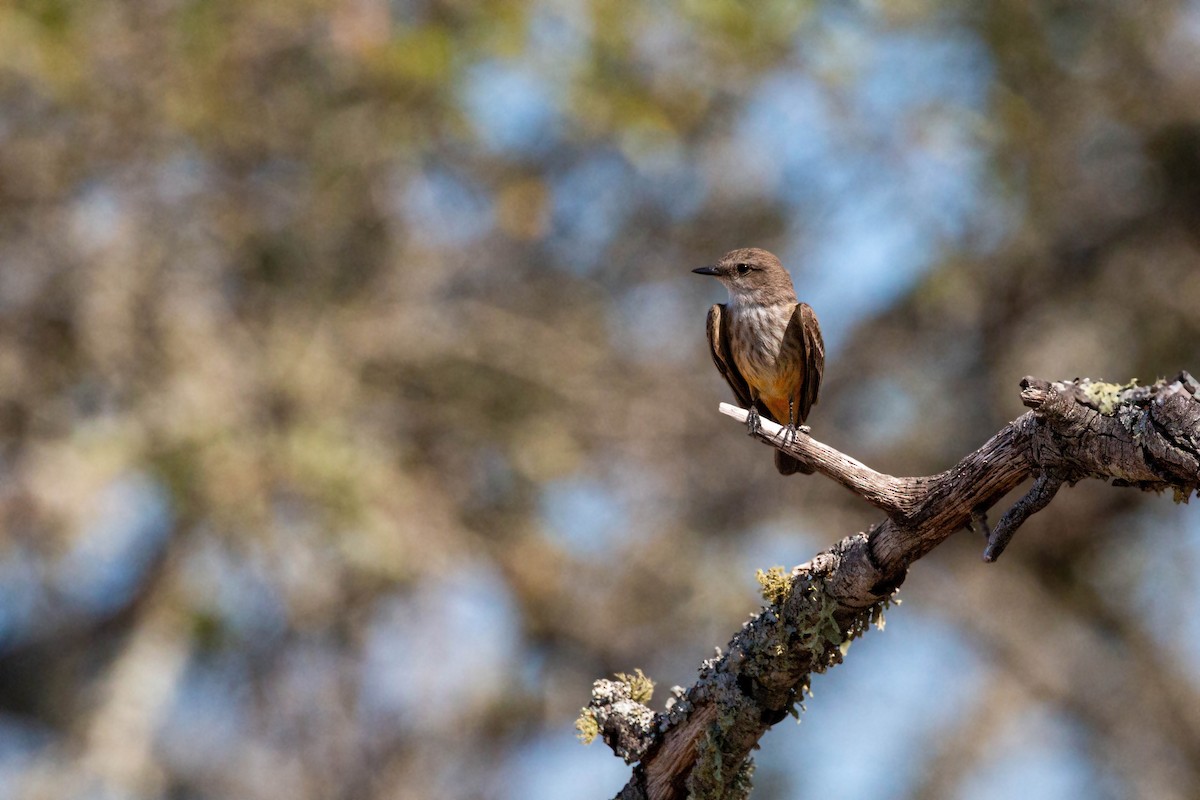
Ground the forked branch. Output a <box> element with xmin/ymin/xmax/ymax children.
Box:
<box><xmin>583</xmin><ymin>373</ymin><xmax>1200</xmax><ymax>800</ymax></box>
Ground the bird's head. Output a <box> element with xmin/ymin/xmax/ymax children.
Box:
<box><xmin>692</xmin><ymin>247</ymin><xmax>796</xmax><ymax>305</ymax></box>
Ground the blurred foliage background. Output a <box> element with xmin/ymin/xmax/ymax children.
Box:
<box><xmin>0</xmin><ymin>0</ymin><xmax>1199</xmax><ymax>798</ymax></box>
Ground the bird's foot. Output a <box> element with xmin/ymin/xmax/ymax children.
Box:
<box><xmin>779</xmin><ymin>424</ymin><xmax>811</xmax><ymax>447</ymax></box>
<box><xmin>746</xmin><ymin>407</ymin><xmax>762</xmax><ymax>437</ymax></box>
<box><xmin>779</xmin><ymin>423</ymin><xmax>798</xmax><ymax>448</ymax></box>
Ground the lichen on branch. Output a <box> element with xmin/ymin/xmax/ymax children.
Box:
<box><xmin>594</xmin><ymin>372</ymin><xmax>1200</xmax><ymax>800</ymax></box>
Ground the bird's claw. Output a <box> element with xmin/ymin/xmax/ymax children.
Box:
<box><xmin>779</xmin><ymin>423</ymin><xmax>811</xmax><ymax>447</ymax></box>
<box><xmin>746</xmin><ymin>407</ymin><xmax>762</xmax><ymax>437</ymax></box>
<box><xmin>780</xmin><ymin>423</ymin><xmax>798</xmax><ymax>447</ymax></box>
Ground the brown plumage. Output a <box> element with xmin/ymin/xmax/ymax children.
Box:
<box><xmin>693</xmin><ymin>248</ymin><xmax>825</xmax><ymax>475</ymax></box>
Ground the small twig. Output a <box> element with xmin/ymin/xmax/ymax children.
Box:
<box><xmin>983</xmin><ymin>473</ymin><xmax>1064</xmax><ymax>562</ymax></box>
<box><xmin>718</xmin><ymin>403</ymin><xmax>921</xmax><ymax>517</ymax></box>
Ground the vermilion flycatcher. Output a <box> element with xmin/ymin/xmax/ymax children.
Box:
<box><xmin>693</xmin><ymin>248</ymin><xmax>825</xmax><ymax>475</ymax></box>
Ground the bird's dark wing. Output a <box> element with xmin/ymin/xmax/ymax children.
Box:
<box><xmin>773</xmin><ymin>303</ymin><xmax>823</xmax><ymax>476</ymax></box>
<box><xmin>705</xmin><ymin>303</ymin><xmax>760</xmax><ymax>414</ymax></box>
<box><xmin>787</xmin><ymin>302</ymin><xmax>825</xmax><ymax>423</ymax></box>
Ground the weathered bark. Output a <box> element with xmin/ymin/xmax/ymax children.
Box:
<box><xmin>583</xmin><ymin>373</ymin><xmax>1200</xmax><ymax>800</ymax></box>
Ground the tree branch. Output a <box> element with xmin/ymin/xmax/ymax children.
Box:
<box><xmin>584</xmin><ymin>373</ymin><xmax>1200</xmax><ymax>800</ymax></box>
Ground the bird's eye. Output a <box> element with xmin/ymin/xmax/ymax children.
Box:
<box><xmin>735</xmin><ymin>263</ymin><xmax>750</xmax><ymax>275</ymax></box>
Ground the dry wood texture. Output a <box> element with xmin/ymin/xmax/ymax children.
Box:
<box><xmin>584</xmin><ymin>373</ymin><xmax>1200</xmax><ymax>800</ymax></box>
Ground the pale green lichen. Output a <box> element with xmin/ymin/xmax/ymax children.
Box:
<box><xmin>687</xmin><ymin>725</ymin><xmax>724</xmax><ymax>797</ymax></box>
<box><xmin>684</xmin><ymin>668</ymin><xmax>755</xmax><ymax>799</ymax></box>
<box><xmin>575</xmin><ymin>669</ymin><xmax>655</xmax><ymax>748</ymax></box>
<box><xmin>1081</xmin><ymin>378</ymin><xmax>1139</xmax><ymax>415</ymax></box>
<box><xmin>755</xmin><ymin>565</ymin><xmax>791</xmax><ymax>605</ymax></box>
<box><xmin>615</xmin><ymin>668</ymin><xmax>655</xmax><ymax>704</ymax></box>
<box><xmin>681</xmin><ymin>561</ymin><xmax>903</xmax><ymax>798</ymax></box>
<box><xmin>686</xmin><ymin>715</ymin><xmax>756</xmax><ymax>799</ymax></box>
<box><xmin>575</xmin><ymin>709</ymin><xmax>599</xmax><ymax>744</ymax></box>
<box><xmin>796</xmin><ymin>581</ymin><xmax>845</xmax><ymax>660</ymax></box>
<box><xmin>728</xmin><ymin>758</ymin><xmax>755</xmax><ymax>800</ymax></box>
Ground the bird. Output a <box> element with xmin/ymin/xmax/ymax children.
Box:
<box><xmin>693</xmin><ymin>247</ymin><xmax>824</xmax><ymax>475</ymax></box>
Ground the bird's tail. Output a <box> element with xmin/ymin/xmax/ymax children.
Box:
<box><xmin>775</xmin><ymin>450</ymin><xmax>814</xmax><ymax>476</ymax></box>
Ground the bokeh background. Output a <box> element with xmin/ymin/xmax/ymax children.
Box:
<box><xmin>1</xmin><ymin>1</ymin><xmax>1199</xmax><ymax>798</ymax></box>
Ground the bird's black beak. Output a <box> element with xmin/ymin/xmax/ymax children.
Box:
<box><xmin>692</xmin><ymin>265</ymin><xmax>720</xmax><ymax>276</ymax></box>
